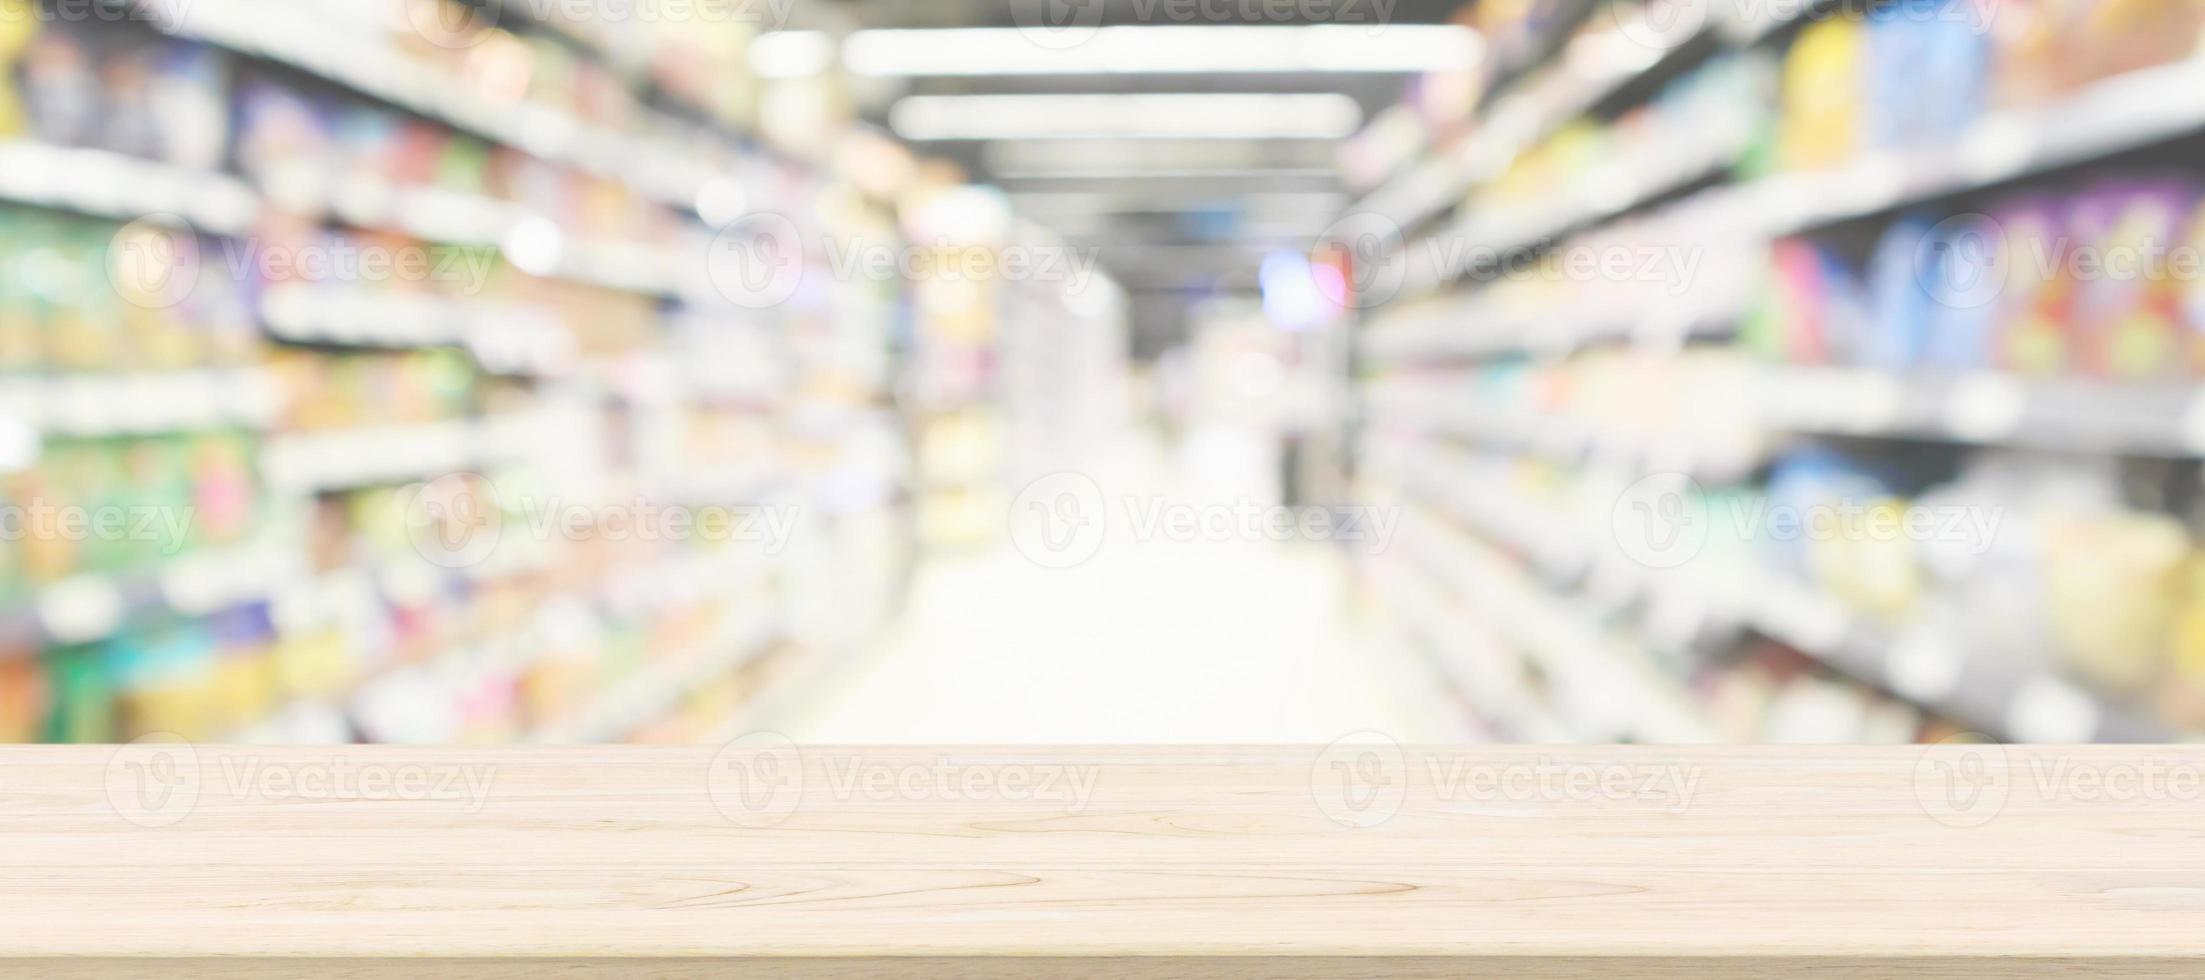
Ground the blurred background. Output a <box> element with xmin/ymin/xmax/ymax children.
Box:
<box><xmin>0</xmin><ymin>0</ymin><xmax>2200</xmax><ymax>745</ymax></box>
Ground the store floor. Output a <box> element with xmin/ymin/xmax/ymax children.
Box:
<box><xmin>774</xmin><ymin>430</ymin><xmax>1474</xmax><ymax>743</ymax></box>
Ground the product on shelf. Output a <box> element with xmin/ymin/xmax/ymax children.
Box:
<box><xmin>1760</xmin><ymin>173</ymin><xmax>2205</xmax><ymax>379</ymax></box>
<box><xmin>0</xmin><ymin>206</ymin><xmax>260</xmax><ymax>371</ymax></box>
<box><xmin>1774</xmin><ymin>0</ymin><xmax>2205</xmax><ymax>171</ymax></box>
<box><xmin>1694</xmin><ymin>642</ymin><xmax>1937</xmax><ymax>743</ymax></box>
<box><xmin>15</xmin><ymin>18</ymin><xmax>229</xmax><ymax>167</ymax></box>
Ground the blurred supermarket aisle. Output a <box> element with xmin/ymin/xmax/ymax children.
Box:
<box><xmin>776</xmin><ymin>432</ymin><xmax>1472</xmax><ymax>743</ymax></box>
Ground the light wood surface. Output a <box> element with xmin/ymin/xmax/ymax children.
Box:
<box><xmin>5</xmin><ymin>742</ymin><xmax>2205</xmax><ymax>977</ymax></box>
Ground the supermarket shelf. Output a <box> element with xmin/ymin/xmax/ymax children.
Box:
<box><xmin>1399</xmin><ymin>124</ymin><xmax>1748</xmax><ymax>298</ymax></box>
<box><xmin>0</xmin><ymin>541</ymin><xmax>297</xmax><ymax>649</ymax></box>
<box><xmin>1366</xmin><ymin>362</ymin><xmax>2205</xmax><ymax>462</ymax></box>
<box><xmin>1351</xmin><ymin>9</ymin><xmax>1717</xmax><ymax>234</ymax></box>
<box><xmin>559</xmin><ymin>238</ymin><xmax>688</xmax><ymax>297</ymax></box>
<box><xmin>1371</xmin><ymin>436</ymin><xmax>2175</xmax><ymax>742</ymax></box>
<box><xmin>260</xmin><ymin>419</ymin><xmax>481</xmax><ymax>493</ymax></box>
<box><xmin>527</xmin><ymin>606</ymin><xmax>782</xmax><ymax>743</ymax></box>
<box><xmin>0</xmin><ymin>140</ymin><xmax>259</xmax><ymax>236</ymax></box>
<box><xmin>275</xmin><ymin>183</ymin><xmax>693</xmax><ymax>299</ymax></box>
<box><xmin>1731</xmin><ymin>56</ymin><xmax>2205</xmax><ymax>237</ymax></box>
<box><xmin>1765</xmin><ymin>368</ymin><xmax>2205</xmax><ymax>458</ymax></box>
<box><xmin>140</xmin><ymin>0</ymin><xmax>714</xmax><ymax>212</ymax></box>
<box><xmin>1386</xmin><ymin>495</ymin><xmax>1715</xmax><ymax>743</ymax></box>
<box><xmin>1359</xmin><ymin>284</ymin><xmax>1748</xmax><ymax>365</ymax></box>
<box><xmin>308</xmin><ymin>180</ymin><xmax>533</xmax><ymax>248</ymax></box>
<box><xmin>261</xmin><ymin>284</ymin><xmax>579</xmax><ymax>375</ymax></box>
<box><xmin>0</xmin><ymin>368</ymin><xmax>285</xmax><ymax>436</ymax></box>
<box><xmin>1361</xmin><ymin>551</ymin><xmax>1579</xmax><ymax>742</ymax></box>
<box><xmin>1360</xmin><ymin>384</ymin><xmax>1764</xmax><ymax>483</ymax></box>
<box><xmin>1741</xmin><ymin>573</ymin><xmax>2173</xmax><ymax>743</ymax></box>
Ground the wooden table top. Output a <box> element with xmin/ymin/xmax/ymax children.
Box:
<box><xmin>5</xmin><ymin>741</ymin><xmax>2203</xmax><ymax>977</ymax></box>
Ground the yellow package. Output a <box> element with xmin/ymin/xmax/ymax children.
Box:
<box><xmin>1779</xmin><ymin>20</ymin><xmax>1866</xmax><ymax>171</ymax></box>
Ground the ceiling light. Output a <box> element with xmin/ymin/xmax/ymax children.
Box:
<box><xmin>844</xmin><ymin>25</ymin><xmax>1482</xmax><ymax>76</ymax></box>
<box><xmin>751</xmin><ymin>30</ymin><xmax>836</xmax><ymax>79</ymax></box>
<box><xmin>889</xmin><ymin>94</ymin><xmax>1362</xmax><ymax>141</ymax></box>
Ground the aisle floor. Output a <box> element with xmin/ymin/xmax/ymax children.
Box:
<box><xmin>776</xmin><ymin>432</ymin><xmax>1473</xmax><ymax>743</ymax></box>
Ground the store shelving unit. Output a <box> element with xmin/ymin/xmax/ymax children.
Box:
<box><xmin>1342</xmin><ymin>0</ymin><xmax>2205</xmax><ymax>742</ymax></box>
<box><xmin>0</xmin><ymin>0</ymin><xmax>918</xmax><ymax>745</ymax></box>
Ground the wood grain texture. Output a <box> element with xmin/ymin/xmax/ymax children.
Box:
<box><xmin>3</xmin><ymin>744</ymin><xmax>2203</xmax><ymax>977</ymax></box>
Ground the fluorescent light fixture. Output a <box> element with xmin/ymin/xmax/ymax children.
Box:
<box><xmin>844</xmin><ymin>25</ymin><xmax>1483</xmax><ymax>76</ymax></box>
<box><xmin>1009</xmin><ymin>191</ymin><xmax>1348</xmax><ymax>215</ymax></box>
<box><xmin>890</xmin><ymin>93</ymin><xmax>1362</xmax><ymax>141</ymax></box>
<box><xmin>984</xmin><ymin>139</ymin><xmax>1336</xmax><ymax>175</ymax></box>
<box><xmin>751</xmin><ymin>30</ymin><xmax>836</xmax><ymax>79</ymax></box>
